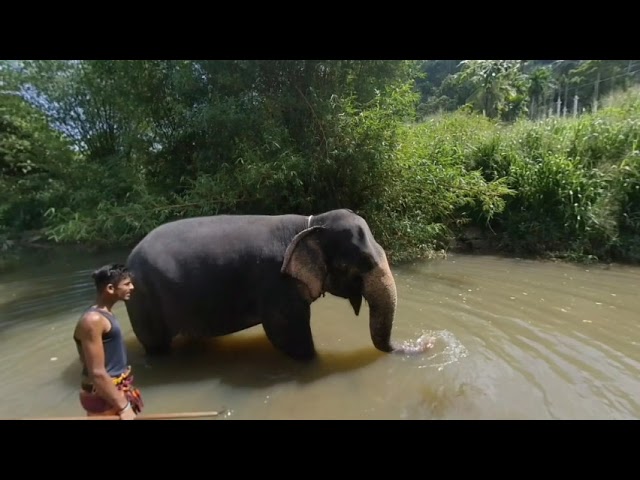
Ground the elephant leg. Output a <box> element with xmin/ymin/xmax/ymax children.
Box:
<box><xmin>126</xmin><ymin>291</ymin><xmax>173</xmax><ymax>356</ymax></box>
<box><xmin>262</xmin><ymin>297</ymin><xmax>315</xmax><ymax>362</ymax></box>
<box><xmin>141</xmin><ymin>333</ymin><xmax>172</xmax><ymax>356</ymax></box>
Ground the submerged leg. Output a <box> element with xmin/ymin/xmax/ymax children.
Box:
<box><xmin>126</xmin><ymin>293</ymin><xmax>173</xmax><ymax>356</ymax></box>
<box><xmin>262</xmin><ymin>299</ymin><xmax>315</xmax><ymax>362</ymax></box>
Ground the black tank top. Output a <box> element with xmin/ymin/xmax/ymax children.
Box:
<box><xmin>75</xmin><ymin>306</ymin><xmax>128</xmax><ymax>377</ymax></box>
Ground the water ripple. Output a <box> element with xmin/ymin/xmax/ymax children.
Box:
<box><xmin>2</xmin><ymin>252</ymin><xmax>640</xmax><ymax>419</ymax></box>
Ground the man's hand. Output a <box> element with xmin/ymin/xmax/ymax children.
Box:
<box><xmin>118</xmin><ymin>402</ymin><xmax>137</xmax><ymax>420</ymax></box>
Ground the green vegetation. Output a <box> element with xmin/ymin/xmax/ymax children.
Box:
<box><xmin>2</xmin><ymin>60</ymin><xmax>640</xmax><ymax>272</ymax></box>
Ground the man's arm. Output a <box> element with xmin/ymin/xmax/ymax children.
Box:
<box><xmin>76</xmin><ymin>313</ymin><xmax>129</xmax><ymax>411</ymax></box>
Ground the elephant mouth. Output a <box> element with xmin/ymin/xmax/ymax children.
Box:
<box><xmin>325</xmin><ymin>273</ymin><xmax>364</xmax><ymax>316</ymax></box>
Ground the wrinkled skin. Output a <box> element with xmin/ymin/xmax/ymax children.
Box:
<box><xmin>124</xmin><ymin>209</ymin><xmax>432</xmax><ymax>361</ymax></box>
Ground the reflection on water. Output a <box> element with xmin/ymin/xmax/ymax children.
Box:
<box><xmin>1</xmin><ymin>251</ymin><xmax>639</xmax><ymax>419</ymax></box>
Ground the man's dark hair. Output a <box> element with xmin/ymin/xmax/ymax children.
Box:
<box><xmin>92</xmin><ymin>263</ymin><xmax>131</xmax><ymax>292</ymax></box>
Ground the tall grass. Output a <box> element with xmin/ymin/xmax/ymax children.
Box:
<box><xmin>367</xmin><ymin>112</ymin><xmax>512</xmax><ymax>262</ymax></box>
<box><xmin>460</xmin><ymin>86</ymin><xmax>640</xmax><ymax>262</ymax></box>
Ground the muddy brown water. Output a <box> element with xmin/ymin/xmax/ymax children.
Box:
<box><xmin>1</xmin><ymin>248</ymin><xmax>639</xmax><ymax>420</ymax></box>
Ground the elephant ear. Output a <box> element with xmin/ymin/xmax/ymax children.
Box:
<box><xmin>281</xmin><ymin>226</ymin><xmax>327</xmax><ymax>301</ymax></box>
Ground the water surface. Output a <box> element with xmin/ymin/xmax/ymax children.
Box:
<box><xmin>1</xmin><ymin>250</ymin><xmax>638</xmax><ymax>420</ymax></box>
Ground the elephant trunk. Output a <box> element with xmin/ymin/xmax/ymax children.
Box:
<box><xmin>363</xmin><ymin>250</ymin><xmax>397</xmax><ymax>353</ymax></box>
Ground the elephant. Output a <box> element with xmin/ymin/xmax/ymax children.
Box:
<box><xmin>124</xmin><ymin>208</ymin><xmax>433</xmax><ymax>361</ymax></box>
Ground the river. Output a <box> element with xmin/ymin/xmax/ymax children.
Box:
<box><xmin>1</xmin><ymin>248</ymin><xmax>639</xmax><ymax>420</ymax></box>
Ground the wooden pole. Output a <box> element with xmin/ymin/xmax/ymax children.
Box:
<box><xmin>5</xmin><ymin>410</ymin><xmax>226</xmax><ymax>420</ymax></box>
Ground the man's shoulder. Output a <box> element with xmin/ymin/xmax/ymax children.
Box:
<box><xmin>77</xmin><ymin>309</ymin><xmax>109</xmax><ymax>332</ymax></box>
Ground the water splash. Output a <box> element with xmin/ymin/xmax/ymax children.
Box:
<box><xmin>219</xmin><ymin>408</ymin><xmax>234</xmax><ymax>419</ymax></box>
<box><xmin>399</xmin><ymin>329</ymin><xmax>469</xmax><ymax>371</ymax></box>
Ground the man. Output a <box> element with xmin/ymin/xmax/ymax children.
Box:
<box><xmin>73</xmin><ymin>263</ymin><xmax>144</xmax><ymax>420</ymax></box>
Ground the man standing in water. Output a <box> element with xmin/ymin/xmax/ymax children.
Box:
<box><xmin>73</xmin><ymin>263</ymin><xmax>144</xmax><ymax>419</ymax></box>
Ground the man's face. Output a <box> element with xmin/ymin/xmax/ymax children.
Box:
<box><xmin>107</xmin><ymin>276</ymin><xmax>135</xmax><ymax>301</ymax></box>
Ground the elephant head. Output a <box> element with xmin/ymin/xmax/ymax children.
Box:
<box><xmin>281</xmin><ymin>209</ymin><xmax>399</xmax><ymax>353</ymax></box>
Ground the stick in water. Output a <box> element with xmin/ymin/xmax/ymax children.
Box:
<box><xmin>9</xmin><ymin>409</ymin><xmax>226</xmax><ymax>420</ymax></box>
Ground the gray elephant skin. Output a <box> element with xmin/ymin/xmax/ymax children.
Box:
<box><xmin>124</xmin><ymin>208</ymin><xmax>422</xmax><ymax>361</ymax></box>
